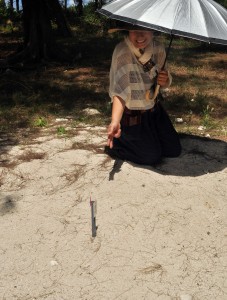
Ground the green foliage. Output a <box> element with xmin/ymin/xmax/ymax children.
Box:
<box><xmin>201</xmin><ymin>105</ymin><xmax>214</xmax><ymax>128</ymax></box>
<box><xmin>57</xmin><ymin>126</ymin><xmax>66</xmax><ymax>135</ymax></box>
<box><xmin>0</xmin><ymin>0</ymin><xmax>6</xmax><ymax>12</ymax></box>
<box><xmin>0</xmin><ymin>1</ymin><xmax>8</xmax><ymax>21</ymax></box>
<box><xmin>34</xmin><ymin>117</ymin><xmax>47</xmax><ymax>127</ymax></box>
<box><xmin>0</xmin><ymin>7</ymin><xmax>22</xmax><ymax>31</ymax></box>
<box><xmin>215</xmin><ymin>0</ymin><xmax>227</xmax><ymax>8</ymax></box>
<box><xmin>80</xmin><ymin>2</ymin><xmax>106</xmax><ymax>33</ymax></box>
<box><xmin>65</xmin><ymin>1</ymin><xmax>107</xmax><ymax>34</ymax></box>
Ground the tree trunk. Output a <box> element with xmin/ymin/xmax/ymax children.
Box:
<box><xmin>7</xmin><ymin>0</ymin><xmax>72</xmax><ymax>65</ymax></box>
<box><xmin>9</xmin><ymin>0</ymin><xmax>13</xmax><ymax>8</ymax></box>
<box><xmin>74</xmin><ymin>0</ymin><xmax>83</xmax><ymax>16</ymax></box>
<box><xmin>24</xmin><ymin>0</ymin><xmax>53</xmax><ymax>61</ymax></box>
<box><xmin>8</xmin><ymin>0</ymin><xmax>14</xmax><ymax>19</ymax></box>
<box><xmin>47</xmin><ymin>0</ymin><xmax>72</xmax><ymax>37</ymax></box>
<box><xmin>16</xmin><ymin>0</ymin><xmax>19</xmax><ymax>11</ymax></box>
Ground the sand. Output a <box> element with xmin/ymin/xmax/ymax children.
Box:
<box><xmin>0</xmin><ymin>124</ymin><xmax>227</xmax><ymax>300</ymax></box>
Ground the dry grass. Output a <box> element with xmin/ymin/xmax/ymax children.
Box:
<box><xmin>62</xmin><ymin>164</ymin><xmax>87</xmax><ymax>185</ymax></box>
<box><xmin>71</xmin><ymin>141</ymin><xmax>105</xmax><ymax>154</ymax></box>
<box><xmin>0</xmin><ymin>31</ymin><xmax>227</xmax><ymax>147</ymax></box>
<box><xmin>0</xmin><ymin>150</ymin><xmax>46</xmax><ymax>170</ymax></box>
<box><xmin>16</xmin><ymin>150</ymin><xmax>46</xmax><ymax>162</ymax></box>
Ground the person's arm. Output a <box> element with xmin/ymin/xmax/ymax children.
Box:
<box><xmin>107</xmin><ymin>96</ymin><xmax>125</xmax><ymax>149</ymax></box>
<box><xmin>156</xmin><ymin>43</ymin><xmax>172</xmax><ymax>89</ymax></box>
<box><xmin>157</xmin><ymin>70</ymin><xmax>171</xmax><ymax>88</ymax></box>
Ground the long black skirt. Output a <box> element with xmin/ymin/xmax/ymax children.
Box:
<box><xmin>106</xmin><ymin>102</ymin><xmax>181</xmax><ymax>165</ymax></box>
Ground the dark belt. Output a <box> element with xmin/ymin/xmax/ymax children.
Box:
<box><xmin>121</xmin><ymin>114</ymin><xmax>141</xmax><ymax>126</ymax></box>
<box><xmin>121</xmin><ymin>107</ymin><xmax>154</xmax><ymax>126</ymax></box>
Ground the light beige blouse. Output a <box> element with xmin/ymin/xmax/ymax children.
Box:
<box><xmin>109</xmin><ymin>38</ymin><xmax>172</xmax><ymax>110</ymax></box>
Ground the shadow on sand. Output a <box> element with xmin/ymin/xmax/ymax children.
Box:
<box><xmin>0</xmin><ymin>195</ymin><xmax>16</xmax><ymax>216</ymax></box>
<box><xmin>109</xmin><ymin>134</ymin><xmax>227</xmax><ymax>178</ymax></box>
<box><xmin>153</xmin><ymin>134</ymin><xmax>227</xmax><ymax>177</ymax></box>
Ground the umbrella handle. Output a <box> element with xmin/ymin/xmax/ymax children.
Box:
<box><xmin>146</xmin><ymin>84</ymin><xmax>160</xmax><ymax>102</ymax></box>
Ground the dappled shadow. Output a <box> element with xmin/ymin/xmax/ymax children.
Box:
<box><xmin>0</xmin><ymin>65</ymin><xmax>109</xmax><ymax>113</ymax></box>
<box><xmin>0</xmin><ymin>37</ymin><xmax>112</xmax><ymax>159</ymax></box>
<box><xmin>173</xmin><ymin>72</ymin><xmax>223</xmax><ymax>90</ymax></box>
<box><xmin>0</xmin><ymin>36</ymin><xmax>114</xmax><ymax>110</ymax></box>
<box><xmin>0</xmin><ymin>32</ymin><xmax>23</xmax><ymax>59</ymax></box>
<box><xmin>0</xmin><ymin>134</ymin><xmax>18</xmax><ymax>167</ymax></box>
<box><xmin>168</xmin><ymin>42</ymin><xmax>227</xmax><ymax>71</ymax></box>
<box><xmin>163</xmin><ymin>83</ymin><xmax>227</xmax><ymax>118</ymax></box>
<box><xmin>151</xmin><ymin>134</ymin><xmax>227</xmax><ymax>177</ymax></box>
<box><xmin>0</xmin><ymin>194</ymin><xmax>16</xmax><ymax>216</ymax></box>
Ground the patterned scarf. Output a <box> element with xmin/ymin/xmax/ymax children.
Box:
<box><xmin>124</xmin><ymin>36</ymin><xmax>158</xmax><ymax>78</ymax></box>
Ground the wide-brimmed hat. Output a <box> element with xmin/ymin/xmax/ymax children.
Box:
<box><xmin>108</xmin><ymin>20</ymin><xmax>152</xmax><ymax>33</ymax></box>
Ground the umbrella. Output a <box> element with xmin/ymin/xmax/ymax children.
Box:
<box><xmin>98</xmin><ymin>0</ymin><xmax>227</xmax><ymax>100</ymax></box>
<box><xmin>99</xmin><ymin>0</ymin><xmax>227</xmax><ymax>45</ymax></box>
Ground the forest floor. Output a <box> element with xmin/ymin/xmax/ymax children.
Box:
<box><xmin>0</xmin><ymin>31</ymin><xmax>227</xmax><ymax>300</ymax></box>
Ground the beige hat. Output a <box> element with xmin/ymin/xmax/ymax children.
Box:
<box><xmin>108</xmin><ymin>21</ymin><xmax>152</xmax><ymax>33</ymax></box>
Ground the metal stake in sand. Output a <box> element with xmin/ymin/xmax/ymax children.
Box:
<box><xmin>90</xmin><ymin>195</ymin><xmax>97</xmax><ymax>237</ymax></box>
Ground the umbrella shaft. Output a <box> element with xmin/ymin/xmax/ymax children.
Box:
<box><xmin>163</xmin><ymin>35</ymin><xmax>174</xmax><ymax>70</ymax></box>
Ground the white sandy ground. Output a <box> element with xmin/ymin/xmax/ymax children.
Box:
<box><xmin>0</xmin><ymin>123</ymin><xmax>227</xmax><ymax>300</ymax></box>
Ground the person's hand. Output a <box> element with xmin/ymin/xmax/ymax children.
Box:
<box><xmin>107</xmin><ymin>122</ymin><xmax>121</xmax><ymax>149</ymax></box>
<box><xmin>157</xmin><ymin>70</ymin><xmax>169</xmax><ymax>87</ymax></box>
